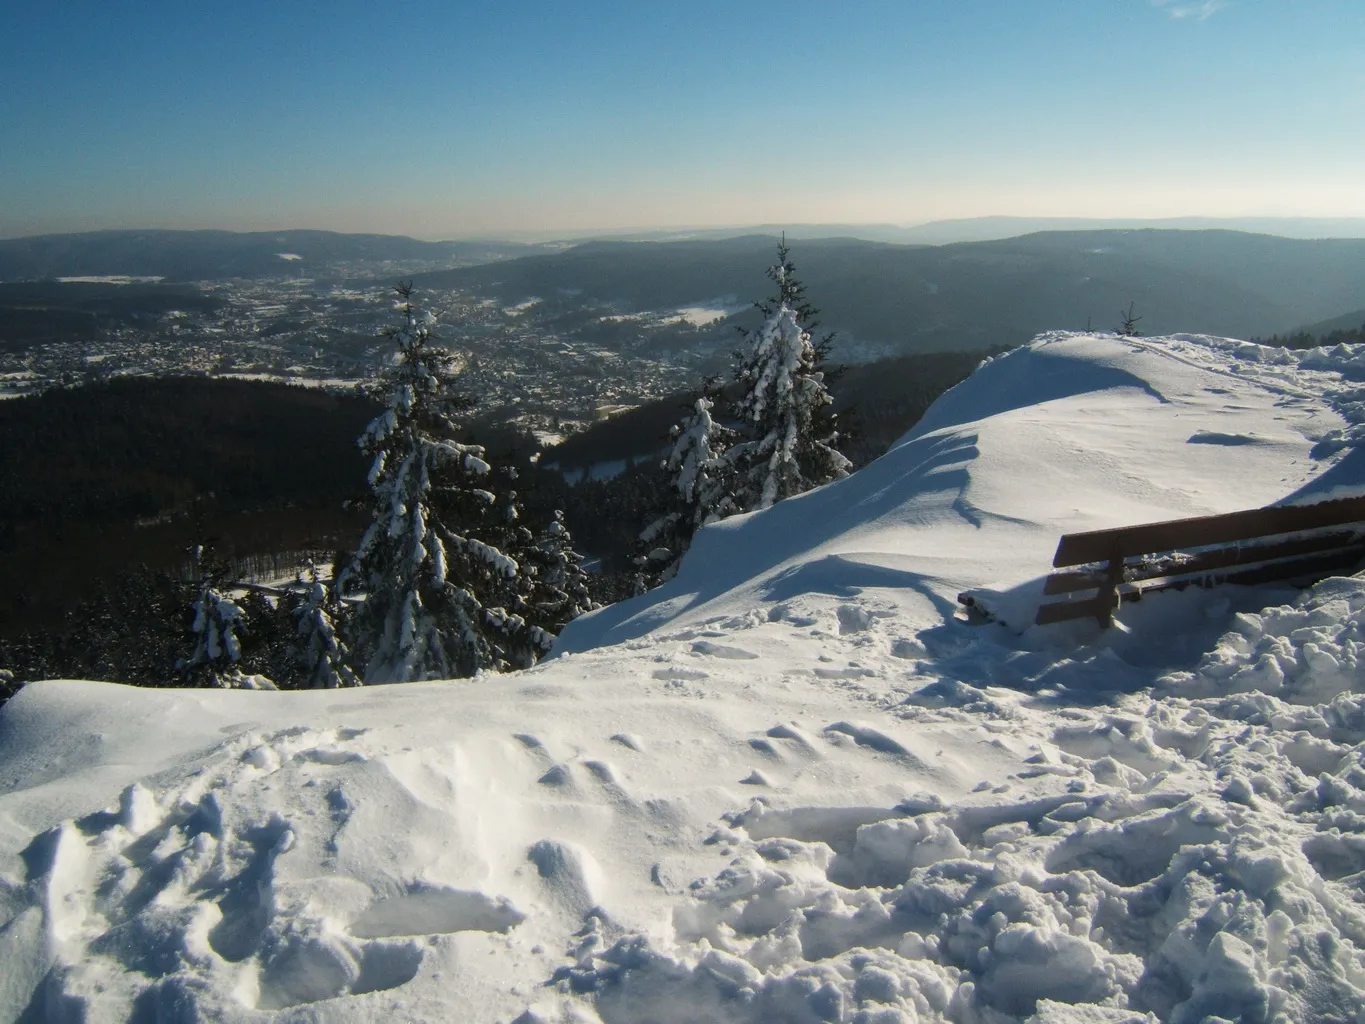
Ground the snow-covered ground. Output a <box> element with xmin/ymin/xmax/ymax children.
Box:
<box><xmin>5</xmin><ymin>333</ymin><xmax>1365</xmax><ymax>1022</ymax></box>
<box><xmin>672</xmin><ymin>299</ymin><xmax>747</xmax><ymax>327</ymax></box>
<box><xmin>555</xmin><ymin>459</ymin><xmax>635</xmax><ymax>486</ymax></box>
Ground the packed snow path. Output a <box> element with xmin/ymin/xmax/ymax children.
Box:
<box><xmin>3</xmin><ymin>333</ymin><xmax>1365</xmax><ymax>1022</ymax></box>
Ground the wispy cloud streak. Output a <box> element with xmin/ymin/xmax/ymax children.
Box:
<box><xmin>1151</xmin><ymin>0</ymin><xmax>1227</xmax><ymax>20</ymax></box>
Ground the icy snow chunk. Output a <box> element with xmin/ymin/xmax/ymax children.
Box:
<box><xmin>834</xmin><ymin>816</ymin><xmax>969</xmax><ymax>887</ymax></box>
<box><xmin>527</xmin><ymin>839</ymin><xmax>602</xmax><ymax>915</ymax></box>
<box><xmin>1169</xmin><ymin>931</ymin><xmax>1269</xmax><ymax>1024</ymax></box>
<box><xmin>1025</xmin><ymin>1001</ymin><xmax>1156</xmax><ymax>1022</ymax></box>
<box><xmin>116</xmin><ymin>782</ymin><xmax>159</xmax><ymax>835</ymax></box>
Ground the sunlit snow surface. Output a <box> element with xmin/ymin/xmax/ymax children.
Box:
<box><xmin>5</xmin><ymin>333</ymin><xmax>1365</xmax><ymax>1022</ymax></box>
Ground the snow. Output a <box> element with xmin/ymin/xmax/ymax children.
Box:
<box><xmin>557</xmin><ymin>459</ymin><xmax>633</xmax><ymax>486</ymax></box>
<box><xmin>673</xmin><ymin>299</ymin><xmax>747</xmax><ymax>326</ymax></box>
<box><xmin>5</xmin><ymin>332</ymin><xmax>1365</xmax><ymax>1021</ymax></box>
<box><xmin>216</xmin><ymin>373</ymin><xmax>361</xmax><ymax>392</ymax></box>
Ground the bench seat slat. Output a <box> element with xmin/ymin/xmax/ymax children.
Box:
<box><xmin>1042</xmin><ymin>528</ymin><xmax>1365</xmax><ymax>596</ymax></box>
<box><xmin>1035</xmin><ymin>545</ymin><xmax>1365</xmax><ymax>625</ymax></box>
<box><xmin>1138</xmin><ymin>544</ymin><xmax>1365</xmax><ymax>595</ymax></box>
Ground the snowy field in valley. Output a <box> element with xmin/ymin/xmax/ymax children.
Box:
<box><xmin>5</xmin><ymin>333</ymin><xmax>1365</xmax><ymax>1022</ymax></box>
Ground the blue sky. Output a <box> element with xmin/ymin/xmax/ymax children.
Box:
<box><xmin>2</xmin><ymin>1</ymin><xmax>1362</xmax><ymax>238</ymax></box>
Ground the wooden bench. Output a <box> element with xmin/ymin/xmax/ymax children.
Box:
<box><xmin>1032</xmin><ymin>495</ymin><xmax>1365</xmax><ymax>627</ymax></box>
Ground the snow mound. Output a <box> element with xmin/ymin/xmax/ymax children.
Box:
<box><xmin>5</xmin><ymin>333</ymin><xmax>1365</xmax><ymax>1021</ymax></box>
<box><xmin>556</xmin><ymin>332</ymin><xmax>1363</xmax><ymax>655</ymax></box>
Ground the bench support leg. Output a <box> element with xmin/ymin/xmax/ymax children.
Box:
<box><xmin>1097</xmin><ymin>553</ymin><xmax>1123</xmax><ymax>628</ymax></box>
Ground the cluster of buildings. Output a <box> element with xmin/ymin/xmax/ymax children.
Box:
<box><xmin>0</xmin><ymin>276</ymin><xmax>736</xmax><ymax>442</ymax></box>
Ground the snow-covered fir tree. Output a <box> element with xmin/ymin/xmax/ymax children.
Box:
<box><xmin>339</xmin><ymin>283</ymin><xmax>537</xmax><ymax>683</ymax></box>
<box><xmin>729</xmin><ymin>241</ymin><xmax>850</xmax><ymax>511</ymax></box>
<box><xmin>291</xmin><ymin>562</ymin><xmax>358</xmax><ymax>688</ymax></box>
<box><xmin>465</xmin><ymin>474</ymin><xmax>548</xmax><ymax>671</ymax></box>
<box><xmin>523</xmin><ymin>509</ymin><xmax>595</xmax><ymax>637</ymax></box>
<box><xmin>637</xmin><ymin>380</ymin><xmax>738</xmax><ymax>580</ymax></box>
<box><xmin>179</xmin><ymin>545</ymin><xmax>274</xmax><ymax>689</ymax></box>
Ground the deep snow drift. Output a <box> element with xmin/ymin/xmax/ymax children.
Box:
<box><xmin>4</xmin><ymin>333</ymin><xmax>1365</xmax><ymax>1023</ymax></box>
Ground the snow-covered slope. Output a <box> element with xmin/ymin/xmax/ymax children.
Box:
<box><xmin>4</xmin><ymin>333</ymin><xmax>1365</xmax><ymax>1023</ymax></box>
<box><xmin>556</xmin><ymin>332</ymin><xmax>1351</xmax><ymax>654</ymax></box>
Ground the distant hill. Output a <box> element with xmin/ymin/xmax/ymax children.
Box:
<box><xmin>1296</xmin><ymin>307</ymin><xmax>1365</xmax><ymax>337</ymax></box>
<box><xmin>527</xmin><ymin>216</ymin><xmax>1365</xmax><ymax>247</ymax></box>
<box><xmin>891</xmin><ymin>216</ymin><xmax>1365</xmax><ymax>245</ymax></box>
<box><xmin>0</xmin><ymin>229</ymin><xmax>540</xmax><ymax>283</ymax></box>
<box><xmin>0</xmin><ymin>280</ymin><xmax>224</xmax><ymax>352</ymax></box>
<box><xmin>413</xmin><ymin>230</ymin><xmax>1365</xmax><ymax>354</ymax></box>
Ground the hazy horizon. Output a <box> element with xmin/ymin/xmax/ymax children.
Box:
<box><xmin>4</xmin><ymin>1</ymin><xmax>1363</xmax><ymax>239</ymax></box>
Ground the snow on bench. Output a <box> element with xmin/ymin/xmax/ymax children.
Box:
<box><xmin>1029</xmin><ymin>495</ymin><xmax>1365</xmax><ymax>627</ymax></box>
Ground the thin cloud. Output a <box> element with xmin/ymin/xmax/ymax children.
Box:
<box><xmin>1151</xmin><ymin>0</ymin><xmax>1228</xmax><ymax>20</ymax></box>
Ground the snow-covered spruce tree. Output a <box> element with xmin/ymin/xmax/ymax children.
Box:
<box><xmin>523</xmin><ymin>509</ymin><xmax>596</xmax><ymax>635</ymax></box>
<box><xmin>339</xmin><ymin>283</ymin><xmax>536</xmax><ymax>683</ymax></box>
<box><xmin>290</xmin><ymin>562</ymin><xmax>358</xmax><ymax>688</ymax></box>
<box><xmin>179</xmin><ymin>545</ymin><xmax>275</xmax><ymax>689</ymax></box>
<box><xmin>729</xmin><ymin>240</ymin><xmax>850</xmax><ymax>511</ymax></box>
<box><xmin>637</xmin><ymin>378</ymin><xmax>738</xmax><ymax>581</ymax></box>
<box><xmin>463</xmin><ymin>474</ymin><xmax>550</xmax><ymax>671</ymax></box>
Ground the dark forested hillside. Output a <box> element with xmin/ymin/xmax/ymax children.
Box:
<box><xmin>0</xmin><ymin>280</ymin><xmax>224</xmax><ymax>352</ymax></box>
<box><xmin>0</xmin><ymin>229</ymin><xmax>537</xmax><ymax>282</ymax></box>
<box><xmin>0</xmin><ymin>377</ymin><xmax>380</xmax><ymax>633</ymax></box>
<box><xmin>0</xmin><ymin>376</ymin><xmax>377</xmax><ymax>524</ymax></box>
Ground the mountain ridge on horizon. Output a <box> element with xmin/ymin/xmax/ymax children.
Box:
<box><xmin>5</xmin><ymin>214</ymin><xmax>1365</xmax><ymax>250</ymax></box>
<box><xmin>414</xmin><ymin>229</ymin><xmax>1365</xmax><ymax>353</ymax></box>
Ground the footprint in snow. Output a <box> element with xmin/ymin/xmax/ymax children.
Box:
<box><xmin>765</xmin><ymin>723</ymin><xmax>821</xmax><ymax>758</ymax></box>
<box><xmin>583</xmin><ymin>760</ymin><xmax>618</xmax><ymax>785</ymax></box>
<box><xmin>768</xmin><ymin>603</ymin><xmax>819</xmax><ymax>627</ymax></box>
<box><xmin>23</xmin><ymin>755</ymin><xmax>443</xmax><ymax>1014</ymax></box>
<box><xmin>651</xmin><ymin>666</ymin><xmax>710</xmax><ymax>682</ymax></box>
<box><xmin>813</xmin><ymin>666</ymin><xmax>877</xmax><ymax>680</ymax></box>
<box><xmin>823</xmin><ymin>721</ymin><xmax>930</xmax><ymax>771</ymax></box>
<box><xmin>748</xmin><ymin>737</ymin><xmax>783</xmax><ymax>759</ymax></box>
<box><xmin>890</xmin><ymin>637</ymin><xmax>928</xmax><ymax>659</ymax></box>
<box><xmin>514</xmin><ymin>733</ymin><xmax>562</xmax><ymax>770</ymax></box>
<box><xmin>537</xmin><ymin>764</ymin><xmax>574</xmax><ymax>787</ymax></box>
<box><xmin>349</xmin><ymin>885</ymin><xmax>525</xmax><ymax>939</ymax></box>
<box><xmin>690</xmin><ymin>640</ymin><xmax>759</xmax><ymax>660</ymax></box>
<box><xmin>294</xmin><ymin>747</ymin><xmax>366</xmax><ymax>766</ymax></box>
<box><xmin>584</xmin><ymin>759</ymin><xmax>637</xmax><ymax>807</ymax></box>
